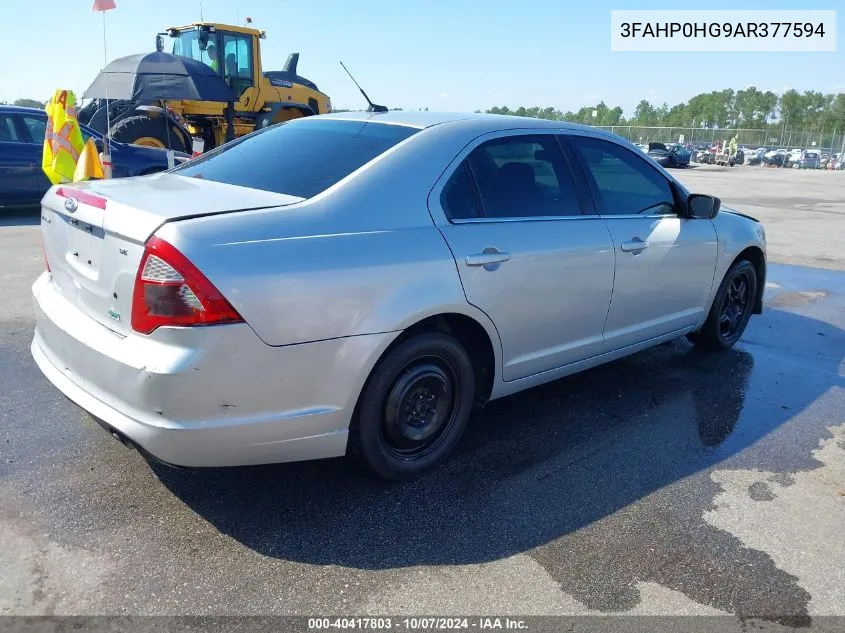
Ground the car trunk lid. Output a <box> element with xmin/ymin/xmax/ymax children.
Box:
<box><xmin>40</xmin><ymin>173</ymin><xmax>303</xmax><ymax>336</ymax></box>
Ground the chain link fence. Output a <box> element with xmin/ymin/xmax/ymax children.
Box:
<box><xmin>594</xmin><ymin>126</ymin><xmax>845</xmax><ymax>153</ymax></box>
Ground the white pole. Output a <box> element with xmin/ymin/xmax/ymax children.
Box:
<box><xmin>101</xmin><ymin>9</ymin><xmax>112</xmax><ymax>178</ymax></box>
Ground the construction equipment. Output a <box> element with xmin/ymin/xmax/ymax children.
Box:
<box><xmin>78</xmin><ymin>22</ymin><xmax>332</xmax><ymax>153</ymax></box>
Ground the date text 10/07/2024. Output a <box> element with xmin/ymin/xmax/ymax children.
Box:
<box><xmin>308</xmin><ymin>618</ymin><xmax>529</xmax><ymax>630</ymax></box>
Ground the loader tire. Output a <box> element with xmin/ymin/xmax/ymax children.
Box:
<box><xmin>109</xmin><ymin>115</ymin><xmax>191</xmax><ymax>154</ymax></box>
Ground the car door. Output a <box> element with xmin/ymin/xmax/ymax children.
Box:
<box><xmin>0</xmin><ymin>113</ymin><xmax>38</xmax><ymax>205</ymax></box>
<box><xmin>19</xmin><ymin>113</ymin><xmax>54</xmax><ymax>196</ymax></box>
<box><xmin>221</xmin><ymin>31</ymin><xmax>256</xmax><ymax>110</ymax></box>
<box><xmin>565</xmin><ymin>133</ymin><xmax>718</xmax><ymax>351</ymax></box>
<box><xmin>428</xmin><ymin>130</ymin><xmax>616</xmax><ymax>381</ymax></box>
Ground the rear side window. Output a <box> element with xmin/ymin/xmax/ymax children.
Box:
<box><xmin>174</xmin><ymin>119</ymin><xmax>419</xmax><ymax>198</ymax></box>
<box><xmin>440</xmin><ymin>134</ymin><xmax>582</xmax><ymax>221</ymax></box>
<box><xmin>441</xmin><ymin>162</ymin><xmax>482</xmax><ymax>220</ymax></box>
<box><xmin>467</xmin><ymin>135</ymin><xmax>581</xmax><ymax>219</ymax></box>
<box><xmin>0</xmin><ymin>115</ymin><xmax>21</xmax><ymax>142</ymax></box>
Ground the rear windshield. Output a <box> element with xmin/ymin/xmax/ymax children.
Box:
<box><xmin>173</xmin><ymin>119</ymin><xmax>419</xmax><ymax>198</ymax></box>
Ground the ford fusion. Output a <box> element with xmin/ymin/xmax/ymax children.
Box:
<box><xmin>31</xmin><ymin>112</ymin><xmax>767</xmax><ymax>480</ymax></box>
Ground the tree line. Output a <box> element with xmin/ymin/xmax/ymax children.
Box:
<box><xmin>486</xmin><ymin>87</ymin><xmax>845</xmax><ymax>132</ymax></box>
<box><xmin>8</xmin><ymin>88</ymin><xmax>845</xmax><ymax>134</ymax></box>
<box><xmin>0</xmin><ymin>98</ymin><xmax>47</xmax><ymax>108</ymax></box>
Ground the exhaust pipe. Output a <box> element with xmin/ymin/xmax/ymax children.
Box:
<box><xmin>89</xmin><ymin>415</ymin><xmax>189</xmax><ymax>470</ymax></box>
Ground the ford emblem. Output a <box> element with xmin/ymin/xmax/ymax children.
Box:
<box><xmin>64</xmin><ymin>197</ymin><xmax>79</xmax><ymax>213</ymax></box>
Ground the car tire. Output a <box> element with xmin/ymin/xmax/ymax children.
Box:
<box><xmin>349</xmin><ymin>332</ymin><xmax>476</xmax><ymax>481</ymax></box>
<box><xmin>688</xmin><ymin>260</ymin><xmax>758</xmax><ymax>352</ymax></box>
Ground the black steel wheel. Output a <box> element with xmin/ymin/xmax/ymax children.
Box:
<box><xmin>689</xmin><ymin>260</ymin><xmax>758</xmax><ymax>351</ymax></box>
<box><xmin>380</xmin><ymin>360</ymin><xmax>459</xmax><ymax>459</ymax></box>
<box><xmin>350</xmin><ymin>333</ymin><xmax>475</xmax><ymax>480</ymax></box>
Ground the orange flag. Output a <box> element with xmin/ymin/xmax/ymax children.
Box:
<box><xmin>92</xmin><ymin>0</ymin><xmax>116</xmax><ymax>11</ymax></box>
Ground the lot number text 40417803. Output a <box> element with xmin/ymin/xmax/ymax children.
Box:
<box><xmin>308</xmin><ymin>617</ymin><xmax>529</xmax><ymax>630</ymax></box>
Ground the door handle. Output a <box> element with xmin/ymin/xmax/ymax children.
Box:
<box><xmin>620</xmin><ymin>238</ymin><xmax>649</xmax><ymax>252</ymax></box>
<box><xmin>465</xmin><ymin>250</ymin><xmax>511</xmax><ymax>267</ymax></box>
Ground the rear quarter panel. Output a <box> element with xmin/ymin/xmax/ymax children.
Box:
<box><xmin>154</xmin><ymin>121</ymin><xmax>505</xmax><ymax>350</ymax></box>
<box><xmin>158</xmin><ymin>214</ymin><xmax>475</xmax><ymax>347</ymax></box>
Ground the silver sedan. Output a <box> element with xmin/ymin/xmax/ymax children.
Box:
<box><xmin>31</xmin><ymin>112</ymin><xmax>767</xmax><ymax>480</ymax></box>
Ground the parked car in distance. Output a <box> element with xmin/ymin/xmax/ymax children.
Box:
<box><xmin>793</xmin><ymin>150</ymin><xmax>820</xmax><ymax>169</ymax></box>
<box><xmin>1</xmin><ymin>105</ymin><xmax>190</xmax><ymax>209</ymax></box>
<box><xmin>783</xmin><ymin>149</ymin><xmax>803</xmax><ymax>168</ymax></box>
<box><xmin>31</xmin><ymin>111</ymin><xmax>767</xmax><ymax>480</ymax></box>
<box><xmin>693</xmin><ymin>145</ymin><xmax>715</xmax><ymax>164</ymax></box>
<box><xmin>647</xmin><ymin>142</ymin><xmax>691</xmax><ymax>168</ymax></box>
<box><xmin>745</xmin><ymin>148</ymin><xmax>765</xmax><ymax>166</ymax></box>
<box><xmin>762</xmin><ymin>151</ymin><xmax>785</xmax><ymax>167</ymax></box>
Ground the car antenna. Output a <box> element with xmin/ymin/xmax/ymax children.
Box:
<box><xmin>339</xmin><ymin>61</ymin><xmax>388</xmax><ymax>113</ymax></box>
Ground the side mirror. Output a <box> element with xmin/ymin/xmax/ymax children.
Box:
<box><xmin>155</xmin><ymin>34</ymin><xmax>164</xmax><ymax>52</ymax></box>
<box><xmin>687</xmin><ymin>193</ymin><xmax>721</xmax><ymax>219</ymax></box>
<box><xmin>198</xmin><ymin>28</ymin><xmax>209</xmax><ymax>51</ymax></box>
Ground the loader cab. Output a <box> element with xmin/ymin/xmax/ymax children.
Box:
<box><xmin>168</xmin><ymin>24</ymin><xmax>259</xmax><ymax>100</ymax></box>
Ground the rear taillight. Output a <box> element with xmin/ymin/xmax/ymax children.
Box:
<box><xmin>131</xmin><ymin>236</ymin><xmax>243</xmax><ymax>335</ymax></box>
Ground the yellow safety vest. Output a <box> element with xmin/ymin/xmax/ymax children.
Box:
<box><xmin>42</xmin><ymin>89</ymin><xmax>86</xmax><ymax>185</ymax></box>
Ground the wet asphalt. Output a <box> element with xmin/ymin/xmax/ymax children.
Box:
<box><xmin>1</xmin><ymin>169</ymin><xmax>844</xmax><ymax>624</ymax></box>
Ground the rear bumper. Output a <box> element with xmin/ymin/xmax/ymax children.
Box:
<box><xmin>31</xmin><ymin>272</ymin><xmax>394</xmax><ymax>467</ymax></box>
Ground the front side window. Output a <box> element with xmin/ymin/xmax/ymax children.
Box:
<box><xmin>568</xmin><ymin>136</ymin><xmax>676</xmax><ymax>216</ymax></box>
<box><xmin>22</xmin><ymin>116</ymin><xmax>47</xmax><ymax>144</ymax></box>
<box><xmin>465</xmin><ymin>134</ymin><xmax>581</xmax><ymax>219</ymax></box>
<box><xmin>174</xmin><ymin>119</ymin><xmax>418</xmax><ymax>198</ymax></box>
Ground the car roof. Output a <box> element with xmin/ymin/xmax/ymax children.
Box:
<box><xmin>0</xmin><ymin>105</ymin><xmax>44</xmax><ymax>115</ymax></box>
<box><xmin>317</xmin><ymin>110</ymin><xmax>614</xmax><ymax>137</ymax></box>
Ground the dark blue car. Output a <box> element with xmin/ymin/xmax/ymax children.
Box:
<box><xmin>647</xmin><ymin>142</ymin><xmax>691</xmax><ymax>168</ymax></box>
<box><xmin>1</xmin><ymin>105</ymin><xmax>189</xmax><ymax>209</ymax></box>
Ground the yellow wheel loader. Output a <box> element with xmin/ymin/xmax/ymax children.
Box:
<box><xmin>78</xmin><ymin>22</ymin><xmax>332</xmax><ymax>153</ymax></box>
